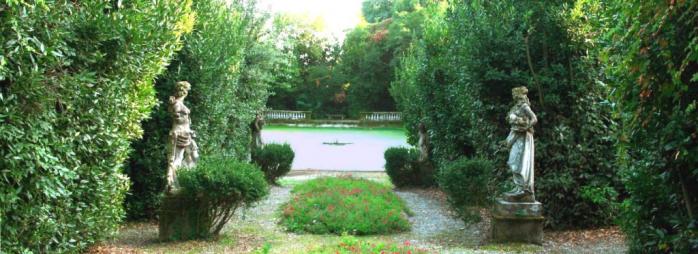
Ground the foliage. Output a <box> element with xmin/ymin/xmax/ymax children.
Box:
<box><xmin>438</xmin><ymin>158</ymin><xmax>494</xmax><ymax>222</ymax></box>
<box><xmin>280</xmin><ymin>177</ymin><xmax>411</xmax><ymax>235</ymax></box>
<box><xmin>341</xmin><ymin>1</ymin><xmax>447</xmax><ymax>115</ymax></box>
<box><xmin>0</xmin><ymin>0</ymin><xmax>193</xmax><ymax>252</ymax></box>
<box><xmin>392</xmin><ymin>0</ymin><xmax>621</xmax><ymax>229</ymax></box>
<box><xmin>124</xmin><ymin>0</ymin><xmax>272</xmax><ymax>220</ymax></box>
<box><xmin>251</xmin><ymin>143</ymin><xmax>295</xmax><ymax>184</ymax></box>
<box><xmin>172</xmin><ymin>157</ymin><xmax>269</xmax><ymax>239</ymax></box>
<box><xmin>384</xmin><ymin>147</ymin><xmax>435</xmax><ymax>187</ymax></box>
<box><xmin>598</xmin><ymin>0</ymin><xmax>698</xmax><ymax>252</ymax></box>
<box><xmin>308</xmin><ymin>234</ymin><xmax>428</xmax><ymax>254</ymax></box>
<box><xmin>362</xmin><ymin>0</ymin><xmax>394</xmax><ymax>23</ymax></box>
<box><xmin>265</xmin><ymin>14</ymin><xmax>347</xmax><ymax>118</ymax></box>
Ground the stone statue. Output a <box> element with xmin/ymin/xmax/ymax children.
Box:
<box><xmin>166</xmin><ymin>81</ymin><xmax>199</xmax><ymax>192</ymax></box>
<box><xmin>503</xmin><ymin>86</ymin><xmax>537</xmax><ymax>202</ymax></box>
<box><xmin>250</xmin><ymin>113</ymin><xmax>264</xmax><ymax>149</ymax></box>
<box><xmin>417</xmin><ymin>122</ymin><xmax>429</xmax><ymax>162</ymax></box>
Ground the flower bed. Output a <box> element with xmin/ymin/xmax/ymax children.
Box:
<box><xmin>280</xmin><ymin>176</ymin><xmax>411</xmax><ymax>235</ymax></box>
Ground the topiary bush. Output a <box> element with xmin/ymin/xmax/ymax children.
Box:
<box><xmin>251</xmin><ymin>143</ymin><xmax>295</xmax><ymax>184</ymax></box>
<box><xmin>280</xmin><ymin>177</ymin><xmax>411</xmax><ymax>235</ymax></box>
<box><xmin>384</xmin><ymin>147</ymin><xmax>435</xmax><ymax>187</ymax></box>
<box><xmin>0</xmin><ymin>1</ymin><xmax>193</xmax><ymax>252</ymax></box>
<box><xmin>438</xmin><ymin>157</ymin><xmax>494</xmax><ymax>222</ymax></box>
<box><xmin>161</xmin><ymin>157</ymin><xmax>269</xmax><ymax>241</ymax></box>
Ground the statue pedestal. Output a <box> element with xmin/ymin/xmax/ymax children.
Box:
<box><xmin>491</xmin><ymin>199</ymin><xmax>544</xmax><ymax>244</ymax></box>
<box><xmin>159</xmin><ymin>194</ymin><xmax>208</xmax><ymax>241</ymax></box>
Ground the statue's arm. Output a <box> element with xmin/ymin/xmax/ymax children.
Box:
<box><xmin>524</xmin><ymin>105</ymin><xmax>537</xmax><ymax>126</ymax></box>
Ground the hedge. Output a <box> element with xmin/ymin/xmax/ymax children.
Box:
<box><xmin>0</xmin><ymin>1</ymin><xmax>193</xmax><ymax>252</ymax></box>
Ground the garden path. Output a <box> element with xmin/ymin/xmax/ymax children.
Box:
<box><xmin>94</xmin><ymin>172</ymin><xmax>625</xmax><ymax>253</ymax></box>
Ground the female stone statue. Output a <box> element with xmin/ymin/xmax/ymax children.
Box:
<box><xmin>166</xmin><ymin>81</ymin><xmax>199</xmax><ymax>192</ymax></box>
<box><xmin>417</xmin><ymin>122</ymin><xmax>429</xmax><ymax>162</ymax></box>
<box><xmin>504</xmin><ymin>86</ymin><xmax>537</xmax><ymax>202</ymax></box>
<box><xmin>250</xmin><ymin>113</ymin><xmax>264</xmax><ymax>149</ymax></box>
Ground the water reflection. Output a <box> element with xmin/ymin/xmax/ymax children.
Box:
<box><xmin>261</xmin><ymin>125</ymin><xmax>409</xmax><ymax>171</ymax></box>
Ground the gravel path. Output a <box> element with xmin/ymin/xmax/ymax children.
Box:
<box><xmin>395</xmin><ymin>189</ymin><xmax>486</xmax><ymax>250</ymax></box>
<box><xmin>233</xmin><ymin>186</ymin><xmax>291</xmax><ymax>232</ymax></box>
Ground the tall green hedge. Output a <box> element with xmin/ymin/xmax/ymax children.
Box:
<box><xmin>124</xmin><ymin>0</ymin><xmax>271</xmax><ymax>220</ymax></box>
<box><xmin>392</xmin><ymin>0</ymin><xmax>621</xmax><ymax>229</ymax></box>
<box><xmin>0</xmin><ymin>1</ymin><xmax>193</xmax><ymax>252</ymax></box>
<box><xmin>599</xmin><ymin>0</ymin><xmax>698</xmax><ymax>252</ymax></box>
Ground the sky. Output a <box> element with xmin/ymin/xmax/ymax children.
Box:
<box><xmin>257</xmin><ymin>0</ymin><xmax>364</xmax><ymax>41</ymax></box>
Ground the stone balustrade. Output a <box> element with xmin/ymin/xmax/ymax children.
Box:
<box><xmin>265</xmin><ymin>110</ymin><xmax>311</xmax><ymax>121</ymax></box>
<box><xmin>359</xmin><ymin>112</ymin><xmax>402</xmax><ymax>122</ymax></box>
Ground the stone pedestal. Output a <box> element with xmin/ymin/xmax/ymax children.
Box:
<box><xmin>491</xmin><ymin>199</ymin><xmax>544</xmax><ymax>244</ymax></box>
<box><xmin>159</xmin><ymin>194</ymin><xmax>208</xmax><ymax>241</ymax></box>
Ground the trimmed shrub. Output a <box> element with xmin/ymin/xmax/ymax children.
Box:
<box><xmin>280</xmin><ymin>177</ymin><xmax>411</xmax><ymax>235</ymax></box>
<box><xmin>384</xmin><ymin>147</ymin><xmax>435</xmax><ymax>187</ymax></box>
<box><xmin>438</xmin><ymin>158</ymin><xmax>494</xmax><ymax>222</ymax></box>
<box><xmin>124</xmin><ymin>0</ymin><xmax>271</xmax><ymax>220</ymax></box>
<box><xmin>162</xmin><ymin>157</ymin><xmax>269</xmax><ymax>240</ymax></box>
<box><xmin>0</xmin><ymin>1</ymin><xmax>193</xmax><ymax>252</ymax></box>
<box><xmin>251</xmin><ymin>143</ymin><xmax>295</xmax><ymax>184</ymax></box>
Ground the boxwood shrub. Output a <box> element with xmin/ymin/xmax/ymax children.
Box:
<box><xmin>384</xmin><ymin>147</ymin><xmax>435</xmax><ymax>187</ymax></box>
<box><xmin>165</xmin><ymin>157</ymin><xmax>269</xmax><ymax>240</ymax></box>
<box><xmin>438</xmin><ymin>157</ymin><xmax>494</xmax><ymax>222</ymax></box>
<box><xmin>251</xmin><ymin>143</ymin><xmax>295</xmax><ymax>184</ymax></box>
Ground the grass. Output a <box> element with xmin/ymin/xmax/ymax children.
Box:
<box><xmin>280</xmin><ymin>176</ymin><xmax>412</xmax><ymax>235</ymax></box>
<box><xmin>306</xmin><ymin>234</ymin><xmax>428</xmax><ymax>254</ymax></box>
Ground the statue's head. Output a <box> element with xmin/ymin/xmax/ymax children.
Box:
<box><xmin>512</xmin><ymin>86</ymin><xmax>529</xmax><ymax>103</ymax></box>
<box><xmin>175</xmin><ymin>81</ymin><xmax>191</xmax><ymax>98</ymax></box>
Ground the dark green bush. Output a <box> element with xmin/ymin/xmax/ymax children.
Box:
<box><xmin>251</xmin><ymin>143</ymin><xmax>295</xmax><ymax>184</ymax></box>
<box><xmin>438</xmin><ymin>158</ymin><xmax>494</xmax><ymax>222</ymax></box>
<box><xmin>598</xmin><ymin>0</ymin><xmax>698</xmax><ymax>252</ymax></box>
<box><xmin>124</xmin><ymin>0</ymin><xmax>272</xmax><ymax>220</ymax></box>
<box><xmin>280</xmin><ymin>177</ymin><xmax>411</xmax><ymax>235</ymax></box>
<box><xmin>166</xmin><ymin>157</ymin><xmax>269</xmax><ymax>240</ymax></box>
<box><xmin>384</xmin><ymin>147</ymin><xmax>435</xmax><ymax>187</ymax></box>
<box><xmin>0</xmin><ymin>1</ymin><xmax>193</xmax><ymax>252</ymax></box>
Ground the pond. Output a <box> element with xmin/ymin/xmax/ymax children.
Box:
<box><xmin>261</xmin><ymin>125</ymin><xmax>409</xmax><ymax>171</ymax></box>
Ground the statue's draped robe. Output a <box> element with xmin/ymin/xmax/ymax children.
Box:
<box><xmin>506</xmin><ymin>103</ymin><xmax>536</xmax><ymax>194</ymax></box>
<box><xmin>167</xmin><ymin>97</ymin><xmax>198</xmax><ymax>189</ymax></box>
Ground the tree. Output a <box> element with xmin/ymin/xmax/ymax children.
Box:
<box><xmin>341</xmin><ymin>0</ymin><xmax>447</xmax><ymax>115</ymax></box>
<box><xmin>265</xmin><ymin>14</ymin><xmax>347</xmax><ymax>117</ymax></box>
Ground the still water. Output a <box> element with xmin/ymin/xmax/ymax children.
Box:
<box><xmin>261</xmin><ymin>125</ymin><xmax>409</xmax><ymax>171</ymax></box>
